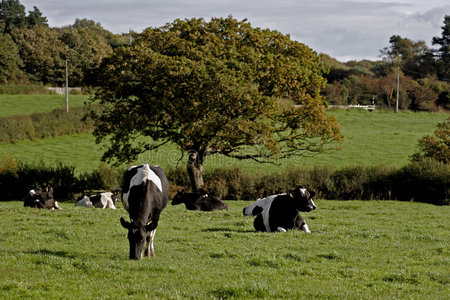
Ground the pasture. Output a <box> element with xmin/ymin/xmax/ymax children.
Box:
<box><xmin>0</xmin><ymin>94</ymin><xmax>88</xmax><ymax>117</ymax></box>
<box><xmin>0</xmin><ymin>109</ymin><xmax>447</xmax><ymax>173</ymax></box>
<box><xmin>0</xmin><ymin>200</ymin><xmax>448</xmax><ymax>299</ymax></box>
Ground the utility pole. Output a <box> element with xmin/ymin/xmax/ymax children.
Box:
<box><xmin>395</xmin><ymin>66</ymin><xmax>399</xmax><ymax>113</ymax></box>
<box><xmin>65</xmin><ymin>60</ymin><xmax>69</xmax><ymax>113</ymax></box>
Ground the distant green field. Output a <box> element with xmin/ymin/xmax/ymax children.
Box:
<box><xmin>0</xmin><ymin>94</ymin><xmax>89</xmax><ymax>117</ymax></box>
<box><xmin>0</xmin><ymin>109</ymin><xmax>447</xmax><ymax>173</ymax></box>
<box><xmin>0</xmin><ymin>200</ymin><xmax>448</xmax><ymax>298</ymax></box>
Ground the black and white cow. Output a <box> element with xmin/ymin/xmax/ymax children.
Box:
<box><xmin>119</xmin><ymin>163</ymin><xmax>169</xmax><ymax>260</ymax></box>
<box><xmin>243</xmin><ymin>186</ymin><xmax>316</xmax><ymax>233</ymax></box>
<box><xmin>172</xmin><ymin>190</ymin><xmax>228</xmax><ymax>211</ymax></box>
<box><xmin>24</xmin><ymin>187</ymin><xmax>63</xmax><ymax>210</ymax></box>
<box><xmin>75</xmin><ymin>192</ymin><xmax>119</xmax><ymax>209</ymax></box>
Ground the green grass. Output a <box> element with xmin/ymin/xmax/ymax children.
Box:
<box><xmin>0</xmin><ymin>200</ymin><xmax>448</xmax><ymax>299</ymax></box>
<box><xmin>0</xmin><ymin>109</ymin><xmax>447</xmax><ymax>173</ymax></box>
<box><xmin>0</xmin><ymin>94</ymin><xmax>89</xmax><ymax>117</ymax></box>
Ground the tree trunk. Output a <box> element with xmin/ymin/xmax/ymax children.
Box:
<box><xmin>186</xmin><ymin>150</ymin><xmax>205</xmax><ymax>192</ymax></box>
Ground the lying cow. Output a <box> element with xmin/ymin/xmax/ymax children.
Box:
<box><xmin>172</xmin><ymin>190</ymin><xmax>228</xmax><ymax>211</ymax></box>
<box><xmin>120</xmin><ymin>163</ymin><xmax>169</xmax><ymax>260</ymax></box>
<box><xmin>243</xmin><ymin>186</ymin><xmax>316</xmax><ymax>233</ymax></box>
<box><xmin>24</xmin><ymin>187</ymin><xmax>62</xmax><ymax>210</ymax></box>
<box><xmin>75</xmin><ymin>192</ymin><xmax>119</xmax><ymax>209</ymax></box>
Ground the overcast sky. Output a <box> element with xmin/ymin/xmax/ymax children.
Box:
<box><xmin>19</xmin><ymin>0</ymin><xmax>450</xmax><ymax>62</ymax></box>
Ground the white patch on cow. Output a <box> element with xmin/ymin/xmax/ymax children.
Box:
<box><xmin>100</xmin><ymin>192</ymin><xmax>116</xmax><ymax>209</ymax></box>
<box><xmin>29</xmin><ymin>189</ymin><xmax>36</xmax><ymax>196</ymax></box>
<box><xmin>300</xmin><ymin>188</ymin><xmax>307</xmax><ymax>195</ymax></box>
<box><xmin>277</xmin><ymin>227</ymin><xmax>287</xmax><ymax>232</ymax></box>
<box><xmin>149</xmin><ymin>229</ymin><xmax>156</xmax><ymax>257</ymax></box>
<box><xmin>243</xmin><ymin>194</ymin><xmax>281</xmax><ymax>216</ymax></box>
<box><xmin>53</xmin><ymin>201</ymin><xmax>63</xmax><ymax>210</ymax></box>
<box><xmin>310</xmin><ymin>199</ymin><xmax>316</xmax><ymax>209</ymax></box>
<box><xmin>122</xmin><ymin>164</ymin><xmax>162</xmax><ymax>212</ymax></box>
<box><xmin>75</xmin><ymin>196</ymin><xmax>94</xmax><ymax>207</ymax></box>
<box><xmin>301</xmin><ymin>223</ymin><xmax>311</xmax><ymax>233</ymax></box>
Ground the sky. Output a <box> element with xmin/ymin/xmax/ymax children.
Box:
<box><xmin>19</xmin><ymin>0</ymin><xmax>450</xmax><ymax>62</ymax></box>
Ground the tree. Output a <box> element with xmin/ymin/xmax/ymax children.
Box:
<box><xmin>411</xmin><ymin>116</ymin><xmax>450</xmax><ymax>164</ymax></box>
<box><xmin>58</xmin><ymin>26</ymin><xmax>113</xmax><ymax>86</ymax></box>
<box><xmin>0</xmin><ymin>32</ymin><xmax>23</xmax><ymax>83</ymax></box>
<box><xmin>0</xmin><ymin>0</ymin><xmax>26</xmax><ymax>33</ymax></box>
<box><xmin>26</xmin><ymin>6</ymin><xmax>47</xmax><ymax>27</ymax></box>
<box><xmin>432</xmin><ymin>15</ymin><xmax>450</xmax><ymax>80</ymax></box>
<box><xmin>89</xmin><ymin>17</ymin><xmax>343</xmax><ymax>191</ymax></box>
<box><xmin>11</xmin><ymin>25</ymin><xmax>66</xmax><ymax>84</ymax></box>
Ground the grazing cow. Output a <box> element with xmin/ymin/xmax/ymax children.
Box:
<box><xmin>75</xmin><ymin>192</ymin><xmax>119</xmax><ymax>209</ymax></box>
<box><xmin>24</xmin><ymin>187</ymin><xmax>63</xmax><ymax>210</ymax></box>
<box><xmin>243</xmin><ymin>186</ymin><xmax>316</xmax><ymax>233</ymax></box>
<box><xmin>172</xmin><ymin>190</ymin><xmax>228</xmax><ymax>211</ymax></box>
<box><xmin>120</xmin><ymin>163</ymin><xmax>169</xmax><ymax>260</ymax></box>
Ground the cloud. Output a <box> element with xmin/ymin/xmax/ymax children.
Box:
<box><xmin>19</xmin><ymin>0</ymin><xmax>450</xmax><ymax>61</ymax></box>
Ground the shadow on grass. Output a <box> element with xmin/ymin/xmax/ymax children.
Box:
<box><xmin>202</xmin><ymin>227</ymin><xmax>255</xmax><ymax>233</ymax></box>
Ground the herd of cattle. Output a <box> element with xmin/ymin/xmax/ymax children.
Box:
<box><xmin>24</xmin><ymin>163</ymin><xmax>317</xmax><ymax>260</ymax></box>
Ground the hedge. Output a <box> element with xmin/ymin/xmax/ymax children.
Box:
<box><xmin>0</xmin><ymin>156</ymin><xmax>448</xmax><ymax>205</ymax></box>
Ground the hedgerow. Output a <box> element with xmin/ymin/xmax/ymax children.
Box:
<box><xmin>0</xmin><ymin>156</ymin><xmax>448</xmax><ymax>205</ymax></box>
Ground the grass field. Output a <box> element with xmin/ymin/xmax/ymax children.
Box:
<box><xmin>0</xmin><ymin>200</ymin><xmax>448</xmax><ymax>299</ymax></box>
<box><xmin>0</xmin><ymin>109</ymin><xmax>447</xmax><ymax>173</ymax></box>
<box><xmin>0</xmin><ymin>94</ymin><xmax>89</xmax><ymax>117</ymax></box>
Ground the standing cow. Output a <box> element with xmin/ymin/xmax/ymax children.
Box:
<box><xmin>120</xmin><ymin>164</ymin><xmax>169</xmax><ymax>260</ymax></box>
<box><xmin>24</xmin><ymin>187</ymin><xmax>63</xmax><ymax>210</ymax></box>
<box><xmin>243</xmin><ymin>186</ymin><xmax>316</xmax><ymax>233</ymax></box>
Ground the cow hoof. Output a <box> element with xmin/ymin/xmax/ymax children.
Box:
<box><xmin>277</xmin><ymin>227</ymin><xmax>287</xmax><ymax>232</ymax></box>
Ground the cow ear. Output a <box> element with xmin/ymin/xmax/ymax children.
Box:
<box><xmin>120</xmin><ymin>217</ymin><xmax>131</xmax><ymax>229</ymax></box>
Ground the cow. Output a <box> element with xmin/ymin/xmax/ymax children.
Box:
<box><xmin>23</xmin><ymin>187</ymin><xmax>63</xmax><ymax>210</ymax></box>
<box><xmin>119</xmin><ymin>163</ymin><xmax>169</xmax><ymax>260</ymax></box>
<box><xmin>75</xmin><ymin>191</ymin><xmax>119</xmax><ymax>209</ymax></box>
<box><xmin>243</xmin><ymin>186</ymin><xmax>316</xmax><ymax>233</ymax></box>
<box><xmin>171</xmin><ymin>190</ymin><xmax>228</xmax><ymax>211</ymax></box>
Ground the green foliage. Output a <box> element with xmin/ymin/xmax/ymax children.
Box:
<box><xmin>11</xmin><ymin>25</ymin><xmax>66</xmax><ymax>84</ymax></box>
<box><xmin>0</xmin><ymin>32</ymin><xmax>23</xmax><ymax>83</ymax></box>
<box><xmin>411</xmin><ymin>116</ymin><xmax>450</xmax><ymax>164</ymax></box>
<box><xmin>57</xmin><ymin>25</ymin><xmax>113</xmax><ymax>86</ymax></box>
<box><xmin>432</xmin><ymin>15</ymin><xmax>450</xmax><ymax>80</ymax></box>
<box><xmin>0</xmin><ymin>106</ymin><xmax>97</xmax><ymax>143</ymax></box>
<box><xmin>0</xmin><ymin>0</ymin><xmax>26</xmax><ymax>33</ymax></box>
<box><xmin>0</xmin><ymin>200</ymin><xmax>448</xmax><ymax>298</ymax></box>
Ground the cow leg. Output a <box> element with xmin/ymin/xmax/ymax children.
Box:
<box><xmin>144</xmin><ymin>229</ymin><xmax>157</xmax><ymax>257</ymax></box>
<box><xmin>300</xmin><ymin>223</ymin><xmax>311</xmax><ymax>233</ymax></box>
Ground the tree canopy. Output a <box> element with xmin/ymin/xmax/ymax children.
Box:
<box><xmin>89</xmin><ymin>17</ymin><xmax>343</xmax><ymax>190</ymax></box>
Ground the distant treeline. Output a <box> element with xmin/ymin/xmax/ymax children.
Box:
<box><xmin>1</xmin><ymin>1</ymin><xmax>449</xmax><ymax>112</ymax></box>
<box><xmin>0</xmin><ymin>157</ymin><xmax>448</xmax><ymax>205</ymax></box>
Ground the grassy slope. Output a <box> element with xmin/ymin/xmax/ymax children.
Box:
<box><xmin>0</xmin><ymin>200</ymin><xmax>448</xmax><ymax>299</ymax></box>
<box><xmin>0</xmin><ymin>109</ymin><xmax>447</xmax><ymax>173</ymax></box>
<box><xmin>0</xmin><ymin>94</ymin><xmax>88</xmax><ymax>117</ymax></box>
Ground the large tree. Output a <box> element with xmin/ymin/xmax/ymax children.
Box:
<box><xmin>0</xmin><ymin>32</ymin><xmax>23</xmax><ymax>83</ymax></box>
<box><xmin>89</xmin><ymin>17</ymin><xmax>343</xmax><ymax>191</ymax></box>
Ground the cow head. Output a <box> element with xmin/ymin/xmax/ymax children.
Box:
<box><xmin>171</xmin><ymin>191</ymin><xmax>185</xmax><ymax>205</ymax></box>
<box><xmin>120</xmin><ymin>217</ymin><xmax>152</xmax><ymax>260</ymax></box>
<box><xmin>287</xmin><ymin>186</ymin><xmax>316</xmax><ymax>212</ymax></box>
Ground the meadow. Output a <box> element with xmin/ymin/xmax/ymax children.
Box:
<box><xmin>0</xmin><ymin>108</ymin><xmax>447</xmax><ymax>174</ymax></box>
<box><xmin>0</xmin><ymin>200</ymin><xmax>448</xmax><ymax>299</ymax></box>
<box><xmin>0</xmin><ymin>94</ymin><xmax>88</xmax><ymax>117</ymax></box>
